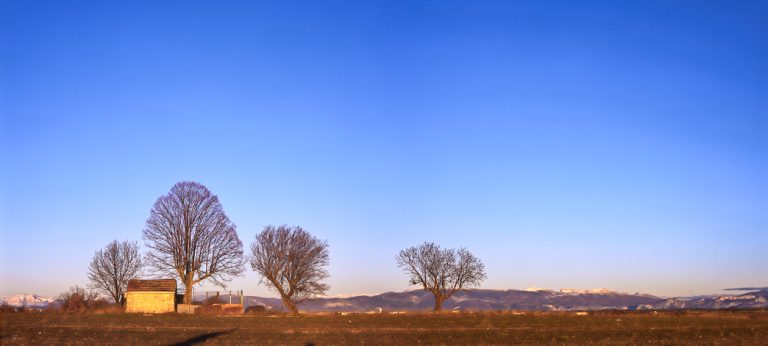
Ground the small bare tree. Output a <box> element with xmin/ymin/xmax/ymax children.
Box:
<box><xmin>143</xmin><ymin>181</ymin><xmax>245</xmax><ymax>304</ymax></box>
<box><xmin>250</xmin><ymin>225</ymin><xmax>330</xmax><ymax>314</ymax></box>
<box><xmin>87</xmin><ymin>240</ymin><xmax>143</xmax><ymax>305</ymax></box>
<box><xmin>397</xmin><ymin>242</ymin><xmax>486</xmax><ymax>312</ymax></box>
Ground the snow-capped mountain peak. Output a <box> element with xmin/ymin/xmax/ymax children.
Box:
<box><xmin>1</xmin><ymin>294</ymin><xmax>56</xmax><ymax>307</ymax></box>
<box><xmin>559</xmin><ymin>288</ymin><xmax>616</xmax><ymax>295</ymax></box>
<box><xmin>524</xmin><ymin>287</ymin><xmax>551</xmax><ymax>292</ymax></box>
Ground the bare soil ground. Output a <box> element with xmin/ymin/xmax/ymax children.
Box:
<box><xmin>2</xmin><ymin>310</ymin><xmax>767</xmax><ymax>345</ymax></box>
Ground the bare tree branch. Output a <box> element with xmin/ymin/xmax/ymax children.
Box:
<box><xmin>396</xmin><ymin>242</ymin><xmax>486</xmax><ymax>312</ymax></box>
<box><xmin>250</xmin><ymin>225</ymin><xmax>330</xmax><ymax>314</ymax></box>
<box><xmin>87</xmin><ymin>240</ymin><xmax>143</xmax><ymax>305</ymax></box>
<box><xmin>143</xmin><ymin>181</ymin><xmax>245</xmax><ymax>304</ymax></box>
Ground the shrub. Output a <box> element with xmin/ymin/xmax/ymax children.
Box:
<box><xmin>245</xmin><ymin>305</ymin><xmax>267</xmax><ymax>313</ymax></box>
<box><xmin>0</xmin><ymin>302</ymin><xmax>18</xmax><ymax>312</ymax></box>
<box><xmin>57</xmin><ymin>286</ymin><xmax>109</xmax><ymax>313</ymax></box>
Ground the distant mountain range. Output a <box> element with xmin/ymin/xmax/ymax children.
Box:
<box><xmin>4</xmin><ymin>288</ymin><xmax>767</xmax><ymax>312</ymax></box>
<box><xmin>636</xmin><ymin>289</ymin><xmax>768</xmax><ymax>310</ymax></box>
<box><xmin>0</xmin><ymin>294</ymin><xmax>56</xmax><ymax>308</ymax></box>
<box><xmin>241</xmin><ymin>288</ymin><xmax>768</xmax><ymax>312</ymax></box>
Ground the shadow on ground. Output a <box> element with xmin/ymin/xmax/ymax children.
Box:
<box><xmin>171</xmin><ymin>328</ymin><xmax>238</xmax><ymax>346</ymax></box>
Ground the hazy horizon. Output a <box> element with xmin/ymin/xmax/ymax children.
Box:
<box><xmin>1</xmin><ymin>1</ymin><xmax>766</xmax><ymax>299</ymax></box>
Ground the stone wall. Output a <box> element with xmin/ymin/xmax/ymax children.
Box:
<box><xmin>125</xmin><ymin>291</ymin><xmax>175</xmax><ymax>313</ymax></box>
<box><xmin>176</xmin><ymin>304</ymin><xmax>201</xmax><ymax>314</ymax></box>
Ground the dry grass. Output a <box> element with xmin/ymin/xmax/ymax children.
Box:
<box><xmin>1</xmin><ymin>310</ymin><xmax>767</xmax><ymax>345</ymax></box>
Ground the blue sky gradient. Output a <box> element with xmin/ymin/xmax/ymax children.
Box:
<box><xmin>1</xmin><ymin>0</ymin><xmax>766</xmax><ymax>298</ymax></box>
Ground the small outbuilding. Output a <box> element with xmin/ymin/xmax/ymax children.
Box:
<box><xmin>125</xmin><ymin>279</ymin><xmax>177</xmax><ymax>313</ymax></box>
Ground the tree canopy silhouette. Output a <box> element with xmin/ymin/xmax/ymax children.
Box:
<box><xmin>143</xmin><ymin>181</ymin><xmax>245</xmax><ymax>304</ymax></box>
<box><xmin>87</xmin><ymin>240</ymin><xmax>143</xmax><ymax>305</ymax></box>
<box><xmin>250</xmin><ymin>225</ymin><xmax>330</xmax><ymax>314</ymax></box>
<box><xmin>397</xmin><ymin>242</ymin><xmax>486</xmax><ymax>311</ymax></box>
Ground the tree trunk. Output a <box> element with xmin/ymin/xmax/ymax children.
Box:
<box><xmin>184</xmin><ymin>280</ymin><xmax>194</xmax><ymax>304</ymax></box>
<box><xmin>433</xmin><ymin>293</ymin><xmax>444</xmax><ymax>312</ymax></box>
<box><xmin>281</xmin><ymin>296</ymin><xmax>298</xmax><ymax>314</ymax></box>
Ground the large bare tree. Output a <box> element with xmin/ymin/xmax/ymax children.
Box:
<box><xmin>87</xmin><ymin>240</ymin><xmax>143</xmax><ymax>305</ymax></box>
<box><xmin>250</xmin><ymin>225</ymin><xmax>330</xmax><ymax>314</ymax></box>
<box><xmin>143</xmin><ymin>181</ymin><xmax>245</xmax><ymax>304</ymax></box>
<box><xmin>397</xmin><ymin>242</ymin><xmax>486</xmax><ymax>312</ymax></box>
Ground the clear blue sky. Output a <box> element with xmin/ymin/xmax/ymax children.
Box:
<box><xmin>1</xmin><ymin>0</ymin><xmax>765</xmax><ymax>298</ymax></box>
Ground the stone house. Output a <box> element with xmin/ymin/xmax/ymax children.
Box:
<box><xmin>125</xmin><ymin>279</ymin><xmax>177</xmax><ymax>313</ymax></box>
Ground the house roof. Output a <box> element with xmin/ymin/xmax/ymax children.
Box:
<box><xmin>127</xmin><ymin>279</ymin><xmax>177</xmax><ymax>292</ymax></box>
